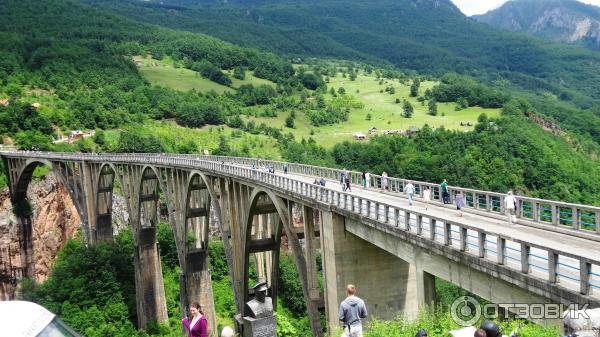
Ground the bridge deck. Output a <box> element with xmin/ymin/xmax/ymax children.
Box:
<box><xmin>280</xmin><ymin>170</ymin><xmax>600</xmax><ymax>261</ymax></box>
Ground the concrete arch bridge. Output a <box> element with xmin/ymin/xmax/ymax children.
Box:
<box><xmin>1</xmin><ymin>151</ymin><xmax>599</xmax><ymax>336</ymax></box>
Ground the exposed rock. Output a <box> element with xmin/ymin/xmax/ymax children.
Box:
<box><xmin>0</xmin><ymin>173</ymin><xmax>80</xmax><ymax>300</ymax></box>
<box><xmin>474</xmin><ymin>0</ymin><xmax>600</xmax><ymax>50</ymax></box>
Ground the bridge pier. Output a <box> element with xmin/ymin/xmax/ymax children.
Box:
<box><xmin>320</xmin><ymin>210</ymin><xmax>436</xmax><ymax>334</ymax></box>
<box><xmin>134</xmin><ymin>227</ymin><xmax>168</xmax><ymax>328</ymax></box>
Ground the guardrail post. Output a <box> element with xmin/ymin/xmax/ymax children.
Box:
<box><xmin>478</xmin><ymin>232</ymin><xmax>486</xmax><ymax>258</ymax></box>
<box><xmin>416</xmin><ymin>215</ymin><xmax>423</xmax><ymax>235</ymax></box>
<box><xmin>444</xmin><ymin>222</ymin><xmax>451</xmax><ymax>246</ymax></box>
<box><xmin>551</xmin><ymin>204</ymin><xmax>559</xmax><ymax>225</ymax></box>
<box><xmin>548</xmin><ymin>251</ymin><xmax>558</xmax><ymax>284</ymax></box>
<box><xmin>485</xmin><ymin>194</ymin><xmax>491</xmax><ymax>211</ymax></box>
<box><xmin>366</xmin><ymin>200</ymin><xmax>371</xmax><ymax>218</ymax></box>
<box><xmin>596</xmin><ymin>211</ymin><xmax>600</xmax><ymax>234</ymax></box>
<box><xmin>529</xmin><ymin>202</ymin><xmax>536</xmax><ymax>221</ymax></box>
<box><xmin>385</xmin><ymin>206</ymin><xmax>390</xmax><ymax>224</ymax></box>
<box><xmin>497</xmin><ymin>237</ymin><xmax>506</xmax><ymax>265</ymax></box>
<box><xmin>580</xmin><ymin>260</ymin><xmax>591</xmax><ymax>295</ymax></box>
<box><xmin>520</xmin><ymin>243</ymin><xmax>530</xmax><ymax>274</ymax></box>
<box><xmin>572</xmin><ymin>207</ymin><xmax>579</xmax><ymax>230</ymax></box>
<box><xmin>394</xmin><ymin>209</ymin><xmax>400</xmax><ymax>227</ymax></box>
<box><xmin>460</xmin><ymin>227</ymin><xmax>467</xmax><ymax>252</ymax></box>
<box><xmin>430</xmin><ymin>219</ymin><xmax>436</xmax><ymax>240</ymax></box>
<box><xmin>405</xmin><ymin>211</ymin><xmax>411</xmax><ymax>231</ymax></box>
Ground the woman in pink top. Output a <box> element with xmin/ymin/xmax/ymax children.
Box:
<box><xmin>182</xmin><ymin>302</ymin><xmax>208</xmax><ymax>337</ymax></box>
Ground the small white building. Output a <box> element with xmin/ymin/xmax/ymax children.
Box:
<box><xmin>352</xmin><ymin>132</ymin><xmax>366</xmax><ymax>140</ymax></box>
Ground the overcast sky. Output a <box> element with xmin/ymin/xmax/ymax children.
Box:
<box><xmin>450</xmin><ymin>0</ymin><xmax>600</xmax><ymax>16</ymax></box>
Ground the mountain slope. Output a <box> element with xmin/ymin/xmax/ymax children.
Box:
<box><xmin>474</xmin><ymin>0</ymin><xmax>600</xmax><ymax>50</ymax></box>
<box><xmin>82</xmin><ymin>0</ymin><xmax>600</xmax><ymax>144</ymax></box>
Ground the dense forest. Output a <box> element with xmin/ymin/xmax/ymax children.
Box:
<box><xmin>1</xmin><ymin>0</ymin><xmax>599</xmax><ymax>204</ymax></box>
<box><xmin>21</xmin><ymin>223</ymin><xmax>558</xmax><ymax>337</ymax></box>
<box><xmin>81</xmin><ymin>0</ymin><xmax>600</xmax><ymax>145</ymax></box>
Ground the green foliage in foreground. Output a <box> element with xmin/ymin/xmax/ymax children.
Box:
<box><xmin>363</xmin><ymin>311</ymin><xmax>559</xmax><ymax>337</ymax></box>
<box><xmin>18</xmin><ymin>224</ymin><xmax>563</xmax><ymax>337</ymax></box>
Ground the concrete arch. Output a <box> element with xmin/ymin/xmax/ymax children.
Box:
<box><xmin>242</xmin><ymin>187</ymin><xmax>289</xmax><ymax>311</ymax></box>
<box><xmin>136</xmin><ymin>165</ymin><xmax>171</xmax><ymax>229</ymax></box>
<box><xmin>95</xmin><ymin>162</ymin><xmax>128</xmax><ymax>212</ymax></box>
<box><xmin>181</xmin><ymin>171</ymin><xmax>221</xmax><ymax>336</ymax></box>
<box><xmin>94</xmin><ymin>163</ymin><xmax>120</xmax><ymax>241</ymax></box>
<box><xmin>14</xmin><ymin>158</ymin><xmax>58</xmax><ymax>202</ymax></box>
<box><xmin>184</xmin><ymin>171</ymin><xmax>222</xmax><ymax>226</ymax></box>
<box><xmin>183</xmin><ymin>172</ymin><xmax>220</xmax><ymax>250</ymax></box>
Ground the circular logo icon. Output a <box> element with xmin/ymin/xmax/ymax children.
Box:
<box><xmin>451</xmin><ymin>296</ymin><xmax>481</xmax><ymax>326</ymax></box>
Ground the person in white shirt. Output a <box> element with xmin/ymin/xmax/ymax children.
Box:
<box><xmin>504</xmin><ymin>191</ymin><xmax>518</xmax><ymax>225</ymax></box>
<box><xmin>422</xmin><ymin>186</ymin><xmax>431</xmax><ymax>210</ymax></box>
<box><xmin>405</xmin><ymin>182</ymin><xmax>415</xmax><ymax>206</ymax></box>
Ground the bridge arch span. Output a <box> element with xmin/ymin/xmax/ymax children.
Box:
<box><xmin>242</xmin><ymin>188</ymin><xmax>286</xmax><ymax>312</ymax></box>
<box><xmin>179</xmin><ymin>171</ymin><xmax>220</xmax><ymax>332</ymax></box>
<box><xmin>93</xmin><ymin>163</ymin><xmax>123</xmax><ymax>241</ymax></box>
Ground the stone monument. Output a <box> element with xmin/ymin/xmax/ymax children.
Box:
<box><xmin>242</xmin><ymin>282</ymin><xmax>276</xmax><ymax>337</ymax></box>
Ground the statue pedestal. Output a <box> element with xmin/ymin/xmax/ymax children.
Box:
<box><xmin>242</xmin><ymin>315</ymin><xmax>277</xmax><ymax>337</ymax></box>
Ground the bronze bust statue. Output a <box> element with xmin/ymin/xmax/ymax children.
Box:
<box><xmin>244</xmin><ymin>282</ymin><xmax>273</xmax><ymax>319</ymax></box>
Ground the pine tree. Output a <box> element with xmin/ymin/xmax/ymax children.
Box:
<box><xmin>428</xmin><ymin>99</ymin><xmax>438</xmax><ymax>116</ymax></box>
<box><xmin>403</xmin><ymin>100</ymin><xmax>414</xmax><ymax>118</ymax></box>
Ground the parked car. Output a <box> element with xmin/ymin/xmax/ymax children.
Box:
<box><xmin>0</xmin><ymin>301</ymin><xmax>81</xmax><ymax>337</ymax></box>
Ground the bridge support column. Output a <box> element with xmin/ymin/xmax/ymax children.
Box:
<box><xmin>134</xmin><ymin>227</ymin><xmax>168</xmax><ymax>329</ymax></box>
<box><xmin>416</xmin><ymin>265</ymin><xmax>436</xmax><ymax>310</ymax></box>
<box><xmin>320</xmin><ymin>211</ymin><xmax>426</xmax><ymax>334</ymax></box>
<box><xmin>184</xmin><ymin>249</ymin><xmax>217</xmax><ymax>337</ymax></box>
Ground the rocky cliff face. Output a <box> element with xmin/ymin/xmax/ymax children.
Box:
<box><xmin>0</xmin><ymin>173</ymin><xmax>81</xmax><ymax>299</ymax></box>
<box><xmin>474</xmin><ymin>0</ymin><xmax>600</xmax><ymax>49</ymax></box>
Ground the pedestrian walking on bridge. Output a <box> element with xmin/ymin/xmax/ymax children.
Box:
<box><xmin>381</xmin><ymin>172</ymin><xmax>388</xmax><ymax>190</ymax></box>
<box><xmin>455</xmin><ymin>191</ymin><xmax>465</xmax><ymax>217</ymax></box>
<box><xmin>441</xmin><ymin>179</ymin><xmax>450</xmax><ymax>204</ymax></box>
<box><xmin>422</xmin><ymin>186</ymin><xmax>431</xmax><ymax>210</ymax></box>
<box><xmin>405</xmin><ymin>181</ymin><xmax>415</xmax><ymax>206</ymax></box>
<box><xmin>504</xmin><ymin>191</ymin><xmax>518</xmax><ymax>225</ymax></box>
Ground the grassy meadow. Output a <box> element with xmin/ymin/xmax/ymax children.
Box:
<box><xmin>247</xmin><ymin>73</ymin><xmax>501</xmax><ymax>147</ymax></box>
<box><xmin>130</xmin><ymin>59</ymin><xmax>501</xmax><ymax>150</ymax></box>
<box><xmin>133</xmin><ymin>56</ymin><xmax>275</xmax><ymax>93</ymax></box>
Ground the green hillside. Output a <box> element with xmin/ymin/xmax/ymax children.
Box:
<box><xmin>133</xmin><ymin>56</ymin><xmax>276</xmax><ymax>93</ymax></box>
<box><xmin>244</xmin><ymin>73</ymin><xmax>501</xmax><ymax>146</ymax></box>
<box><xmin>83</xmin><ymin>0</ymin><xmax>600</xmax><ymax>145</ymax></box>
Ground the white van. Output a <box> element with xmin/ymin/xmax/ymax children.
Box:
<box><xmin>0</xmin><ymin>301</ymin><xmax>81</xmax><ymax>337</ymax></box>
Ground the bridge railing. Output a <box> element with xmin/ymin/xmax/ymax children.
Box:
<box><xmin>202</xmin><ymin>158</ymin><xmax>600</xmax><ymax>299</ymax></box>
<box><xmin>3</xmin><ymin>151</ymin><xmax>600</xmax><ymax>238</ymax></box>
<box><xmin>181</xmin><ymin>153</ymin><xmax>600</xmax><ymax>237</ymax></box>
<box><xmin>2</xmin><ymin>151</ymin><xmax>599</xmax><ymax>299</ymax></box>
<box><xmin>170</xmin><ymin>155</ymin><xmax>600</xmax><ymax>298</ymax></box>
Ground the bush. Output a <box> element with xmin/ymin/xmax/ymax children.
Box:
<box><xmin>116</xmin><ymin>129</ymin><xmax>164</xmax><ymax>153</ymax></box>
